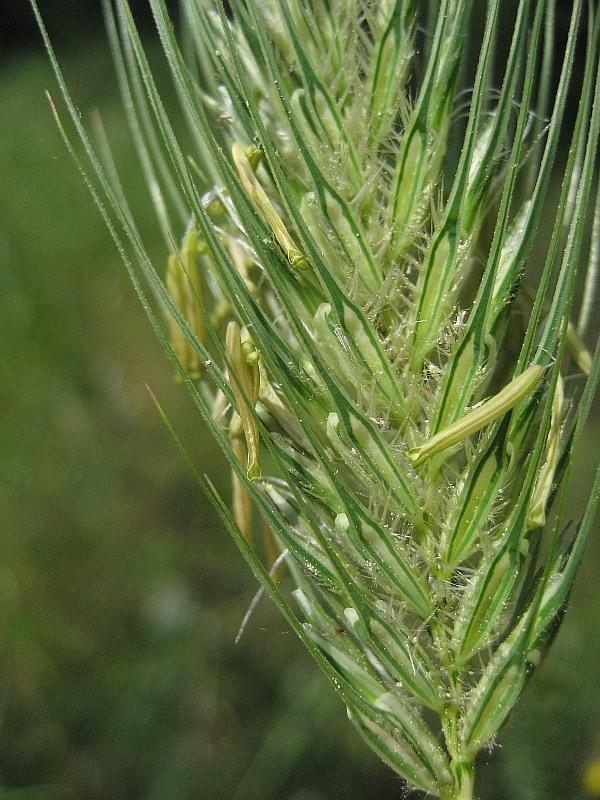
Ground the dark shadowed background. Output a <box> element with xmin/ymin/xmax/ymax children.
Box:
<box><xmin>1</xmin><ymin>2</ymin><xmax>599</xmax><ymax>799</ymax></box>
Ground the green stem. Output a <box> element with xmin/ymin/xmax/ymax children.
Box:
<box><xmin>441</xmin><ymin>760</ymin><xmax>475</xmax><ymax>800</ymax></box>
<box><xmin>440</xmin><ymin>695</ymin><xmax>475</xmax><ymax>800</ymax></box>
<box><xmin>430</xmin><ymin>632</ymin><xmax>475</xmax><ymax>800</ymax></box>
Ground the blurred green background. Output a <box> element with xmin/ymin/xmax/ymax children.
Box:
<box><xmin>1</xmin><ymin>4</ymin><xmax>600</xmax><ymax>799</ymax></box>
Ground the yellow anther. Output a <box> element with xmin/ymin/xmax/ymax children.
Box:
<box><xmin>409</xmin><ymin>365</ymin><xmax>544</xmax><ymax>467</ymax></box>
<box><xmin>166</xmin><ymin>228</ymin><xmax>207</xmax><ymax>380</ymax></box>
<box><xmin>232</xmin><ymin>142</ymin><xmax>308</xmax><ymax>269</ymax></box>
<box><xmin>241</xmin><ymin>340</ymin><xmax>260</xmax><ymax>367</ymax></box>
<box><xmin>245</xmin><ymin>144</ymin><xmax>262</xmax><ymax>171</ymax></box>
<box><xmin>231</xmin><ymin>437</ymin><xmax>254</xmax><ymax>542</ymax></box>
<box><xmin>226</xmin><ymin>321</ymin><xmax>261</xmax><ymax>480</ymax></box>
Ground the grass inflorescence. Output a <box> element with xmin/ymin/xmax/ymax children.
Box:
<box><xmin>32</xmin><ymin>1</ymin><xmax>600</xmax><ymax>797</ymax></box>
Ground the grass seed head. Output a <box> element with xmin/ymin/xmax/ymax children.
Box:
<box><xmin>33</xmin><ymin>0</ymin><xmax>600</xmax><ymax>797</ymax></box>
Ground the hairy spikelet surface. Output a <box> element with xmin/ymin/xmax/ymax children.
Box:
<box><xmin>33</xmin><ymin>0</ymin><xmax>600</xmax><ymax>797</ymax></box>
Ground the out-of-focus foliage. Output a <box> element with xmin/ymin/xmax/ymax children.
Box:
<box><xmin>2</xmin><ymin>0</ymin><xmax>175</xmax><ymax>57</ymax></box>
<box><xmin>0</xmin><ymin>16</ymin><xmax>599</xmax><ymax>800</ymax></box>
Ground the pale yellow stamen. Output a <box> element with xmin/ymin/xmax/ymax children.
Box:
<box><xmin>409</xmin><ymin>365</ymin><xmax>544</xmax><ymax>467</ymax></box>
<box><xmin>226</xmin><ymin>321</ymin><xmax>261</xmax><ymax>480</ymax></box>
<box><xmin>232</xmin><ymin>142</ymin><xmax>308</xmax><ymax>269</ymax></box>
<box><xmin>166</xmin><ymin>228</ymin><xmax>207</xmax><ymax>380</ymax></box>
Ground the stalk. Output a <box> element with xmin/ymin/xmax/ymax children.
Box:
<box><xmin>442</xmin><ymin>765</ymin><xmax>475</xmax><ymax>800</ymax></box>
